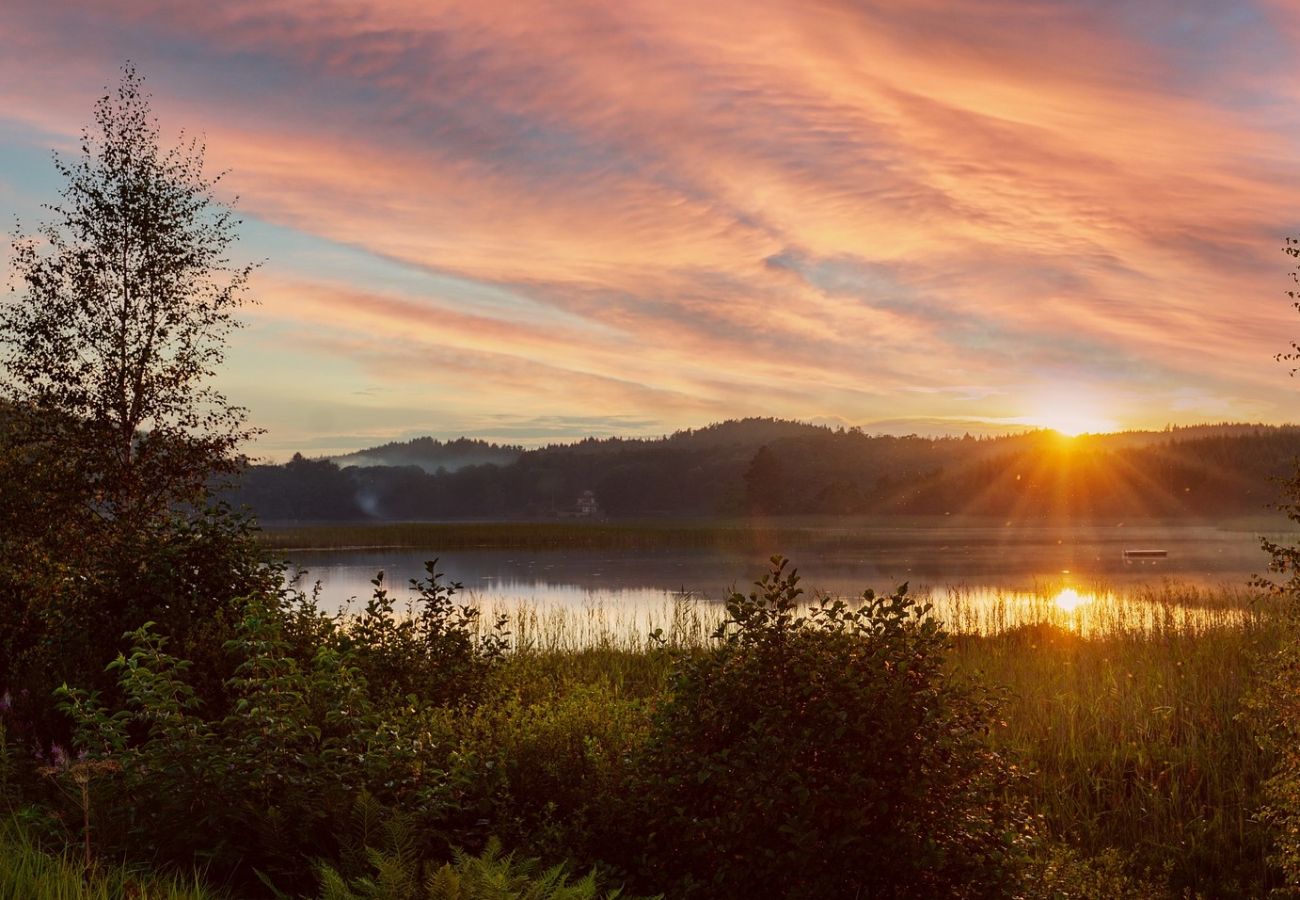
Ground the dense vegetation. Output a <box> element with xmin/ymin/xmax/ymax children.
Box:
<box><xmin>2</xmin><ymin>570</ymin><xmax>1283</xmax><ymax>898</ymax></box>
<box><xmin>231</xmin><ymin>419</ymin><xmax>1300</xmax><ymax>522</ymax></box>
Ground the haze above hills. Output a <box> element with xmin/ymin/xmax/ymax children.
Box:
<box><xmin>232</xmin><ymin>418</ymin><xmax>1300</xmax><ymax>522</ymax></box>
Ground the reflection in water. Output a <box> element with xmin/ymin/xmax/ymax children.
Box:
<box><xmin>283</xmin><ymin>528</ymin><xmax>1272</xmax><ymax>646</ymax></box>
<box><xmin>1052</xmin><ymin>587</ymin><xmax>1089</xmax><ymax>613</ymax></box>
<box><xmin>284</xmin><ymin>569</ymin><xmax>1261</xmax><ymax>648</ymax></box>
<box><xmin>932</xmin><ymin>582</ymin><xmax>1257</xmax><ymax>639</ymax></box>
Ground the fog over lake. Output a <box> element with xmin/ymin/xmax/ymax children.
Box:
<box><xmin>281</xmin><ymin>521</ymin><xmax>1281</xmax><ymax>636</ymax></box>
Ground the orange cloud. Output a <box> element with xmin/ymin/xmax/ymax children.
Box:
<box><xmin>2</xmin><ymin>0</ymin><xmax>1299</xmax><ymax>453</ymax></box>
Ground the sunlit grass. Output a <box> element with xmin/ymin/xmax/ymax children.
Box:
<box><xmin>0</xmin><ymin>820</ymin><xmax>217</xmax><ymax>900</ymax></box>
<box><xmin>956</xmin><ymin>617</ymin><xmax>1279</xmax><ymax>897</ymax></box>
<box><xmin>445</xmin><ymin>580</ymin><xmax>1281</xmax><ymax>896</ymax></box>
<box><xmin>397</xmin><ymin>577</ymin><xmax>1271</xmax><ymax>652</ymax></box>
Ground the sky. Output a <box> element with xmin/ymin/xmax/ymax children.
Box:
<box><xmin>3</xmin><ymin>1</ymin><xmax>1300</xmax><ymax>458</ymax></box>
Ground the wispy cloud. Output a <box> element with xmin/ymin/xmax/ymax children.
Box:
<box><xmin>2</xmin><ymin>0</ymin><xmax>1299</xmax><ymax>456</ymax></box>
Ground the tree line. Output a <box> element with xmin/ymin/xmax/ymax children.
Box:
<box><xmin>229</xmin><ymin>419</ymin><xmax>1300</xmax><ymax>521</ymax></box>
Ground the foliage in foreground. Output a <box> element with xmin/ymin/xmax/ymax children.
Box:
<box><xmin>0</xmin><ymin>818</ymin><xmax>215</xmax><ymax>900</ymax></box>
<box><xmin>0</xmin><ymin>569</ymin><xmax>1287</xmax><ymax>898</ymax></box>
<box><xmin>967</xmin><ymin>618</ymin><xmax>1278</xmax><ymax>898</ymax></box>
<box><xmin>1247</xmin><ymin>420</ymin><xmax>1300</xmax><ymax>896</ymax></box>
<box><xmin>631</xmin><ymin>557</ymin><xmax>1034</xmax><ymax>899</ymax></box>
<box><xmin>1244</xmin><ymin>296</ymin><xmax>1300</xmax><ymax>897</ymax></box>
<box><xmin>47</xmin><ymin>565</ymin><xmax>506</xmax><ymax>894</ymax></box>
<box><xmin>319</xmin><ymin>821</ymin><xmax>641</xmax><ymax>900</ymax></box>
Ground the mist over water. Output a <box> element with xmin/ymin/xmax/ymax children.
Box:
<box><xmin>283</xmin><ymin>522</ymin><xmax>1275</xmax><ymax>637</ymax></box>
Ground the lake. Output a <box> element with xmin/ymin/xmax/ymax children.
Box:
<box><xmin>279</xmin><ymin>521</ymin><xmax>1285</xmax><ymax>640</ymax></box>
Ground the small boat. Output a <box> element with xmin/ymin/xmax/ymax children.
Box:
<box><xmin>1123</xmin><ymin>549</ymin><xmax>1168</xmax><ymax>562</ymax></box>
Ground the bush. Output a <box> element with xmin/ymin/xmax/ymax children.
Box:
<box><xmin>343</xmin><ymin>561</ymin><xmax>509</xmax><ymax>708</ymax></box>
<box><xmin>1245</xmin><ymin>625</ymin><xmax>1300</xmax><ymax>896</ymax></box>
<box><xmin>1022</xmin><ymin>845</ymin><xmax>1167</xmax><ymax>899</ymax></box>
<box><xmin>0</xmin><ymin>502</ymin><xmax>280</xmax><ymax>743</ymax></box>
<box><xmin>631</xmin><ymin>556</ymin><xmax>1033</xmax><ymax>899</ymax></box>
<box><xmin>1247</xmin><ymin>399</ymin><xmax>1300</xmax><ymax>895</ymax></box>
<box><xmin>50</xmin><ymin>562</ymin><xmax>506</xmax><ymax>894</ymax></box>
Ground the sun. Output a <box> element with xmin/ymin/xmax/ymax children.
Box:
<box><xmin>1023</xmin><ymin>386</ymin><xmax>1119</xmax><ymax>437</ymax></box>
<box><xmin>1036</xmin><ymin>412</ymin><xmax>1117</xmax><ymax>438</ymax></box>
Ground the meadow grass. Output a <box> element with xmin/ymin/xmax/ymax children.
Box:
<box><xmin>956</xmin><ymin>619</ymin><xmax>1279</xmax><ymax>897</ymax></box>
<box><xmin>0</xmin><ymin>820</ymin><xmax>217</xmax><ymax>900</ymax></box>
<box><xmin>468</xmin><ymin>581</ymin><xmax>1281</xmax><ymax>897</ymax></box>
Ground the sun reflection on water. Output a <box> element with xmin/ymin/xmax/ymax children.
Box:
<box><xmin>1052</xmin><ymin>587</ymin><xmax>1091</xmax><ymax>613</ymax></box>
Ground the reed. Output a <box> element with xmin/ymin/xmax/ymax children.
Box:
<box><xmin>468</xmin><ymin>581</ymin><xmax>1281</xmax><ymax>896</ymax></box>
<box><xmin>956</xmin><ymin>618</ymin><xmax>1278</xmax><ymax>896</ymax></box>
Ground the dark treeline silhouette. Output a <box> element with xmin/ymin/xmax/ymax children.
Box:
<box><xmin>229</xmin><ymin>418</ymin><xmax>1300</xmax><ymax>521</ymax></box>
<box><xmin>330</xmin><ymin>435</ymin><xmax>523</xmax><ymax>472</ymax></box>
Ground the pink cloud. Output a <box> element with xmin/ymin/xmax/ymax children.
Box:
<box><xmin>3</xmin><ymin>0</ymin><xmax>1300</xmax><ymax>448</ymax></box>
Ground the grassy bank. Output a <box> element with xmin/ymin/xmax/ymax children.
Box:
<box><xmin>0</xmin><ymin>821</ymin><xmax>215</xmax><ymax>899</ymax></box>
<box><xmin>958</xmin><ymin>620</ymin><xmax>1279</xmax><ymax>896</ymax></box>
<box><xmin>466</xmin><ymin>584</ymin><xmax>1280</xmax><ymax>897</ymax></box>
<box><xmin>258</xmin><ymin>515</ymin><xmax>1297</xmax><ymax>552</ymax></box>
<box><xmin>260</xmin><ymin>519</ymin><xmax>769</xmax><ymax>551</ymax></box>
<box><xmin>3</xmin><ymin>579</ymin><xmax>1282</xmax><ymax>898</ymax></box>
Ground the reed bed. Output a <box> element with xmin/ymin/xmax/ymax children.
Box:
<box><xmin>402</xmin><ymin>578</ymin><xmax>1274</xmax><ymax>653</ymax></box>
<box><xmin>439</xmin><ymin>580</ymin><xmax>1282</xmax><ymax>896</ymax></box>
<box><xmin>957</xmin><ymin>615</ymin><xmax>1280</xmax><ymax>897</ymax></box>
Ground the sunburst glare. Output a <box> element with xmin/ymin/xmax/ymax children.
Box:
<box><xmin>1023</xmin><ymin>386</ymin><xmax>1119</xmax><ymax>437</ymax></box>
<box><xmin>1053</xmin><ymin>587</ymin><xmax>1091</xmax><ymax>613</ymax></box>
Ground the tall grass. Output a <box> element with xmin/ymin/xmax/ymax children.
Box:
<box><xmin>955</xmin><ymin>619</ymin><xmax>1279</xmax><ymax>897</ymax></box>
<box><xmin>466</xmin><ymin>582</ymin><xmax>1281</xmax><ymax>897</ymax></box>
<box><xmin>0</xmin><ymin>820</ymin><xmax>216</xmax><ymax>900</ymax></box>
<box><xmin>432</xmin><ymin>578</ymin><xmax>1271</xmax><ymax>653</ymax></box>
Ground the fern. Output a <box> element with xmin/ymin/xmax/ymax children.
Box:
<box><xmin>318</xmin><ymin>832</ymin><xmax>645</xmax><ymax>899</ymax></box>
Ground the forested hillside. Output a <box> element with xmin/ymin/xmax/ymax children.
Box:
<box><xmin>229</xmin><ymin>419</ymin><xmax>1300</xmax><ymax>521</ymax></box>
<box><xmin>330</xmin><ymin>436</ymin><xmax>523</xmax><ymax>472</ymax></box>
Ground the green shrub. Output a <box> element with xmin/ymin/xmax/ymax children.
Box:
<box><xmin>1245</xmin><ymin>623</ymin><xmax>1300</xmax><ymax>897</ymax></box>
<box><xmin>52</xmin><ymin>568</ymin><xmax>501</xmax><ymax>894</ymax></box>
<box><xmin>0</xmin><ymin>503</ymin><xmax>281</xmax><ymax>743</ymax></box>
<box><xmin>344</xmin><ymin>561</ymin><xmax>509</xmax><ymax>708</ymax></box>
<box><xmin>632</xmin><ymin>556</ymin><xmax>1034</xmax><ymax>899</ymax></box>
<box><xmin>1022</xmin><ymin>845</ymin><xmax>1167</xmax><ymax>899</ymax></box>
<box><xmin>1245</xmin><ymin>433</ymin><xmax>1300</xmax><ymax>894</ymax></box>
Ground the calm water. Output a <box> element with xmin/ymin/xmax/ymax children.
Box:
<box><xmin>282</xmin><ymin>522</ymin><xmax>1282</xmax><ymax>638</ymax></box>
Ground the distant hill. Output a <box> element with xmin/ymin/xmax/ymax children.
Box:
<box><xmin>330</xmin><ymin>436</ymin><xmax>522</xmax><ymax>473</ymax></box>
<box><xmin>228</xmin><ymin>418</ymin><xmax>1300</xmax><ymax>522</ymax></box>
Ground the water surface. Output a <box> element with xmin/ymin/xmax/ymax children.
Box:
<box><xmin>282</xmin><ymin>522</ymin><xmax>1279</xmax><ymax>638</ymax></box>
